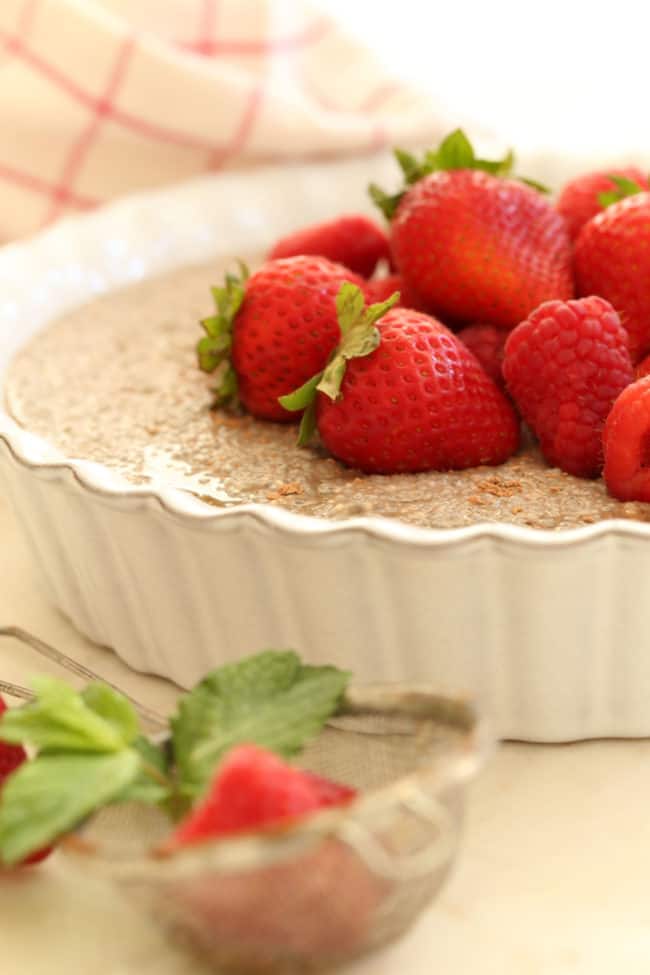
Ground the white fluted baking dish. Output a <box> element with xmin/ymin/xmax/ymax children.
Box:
<box><xmin>1</xmin><ymin>154</ymin><xmax>650</xmax><ymax>743</ymax></box>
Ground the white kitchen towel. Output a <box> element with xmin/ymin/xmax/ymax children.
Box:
<box><xmin>0</xmin><ymin>0</ymin><xmax>442</xmax><ymax>240</ymax></box>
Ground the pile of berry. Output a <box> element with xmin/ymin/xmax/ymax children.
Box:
<box><xmin>198</xmin><ymin>130</ymin><xmax>650</xmax><ymax>504</ymax></box>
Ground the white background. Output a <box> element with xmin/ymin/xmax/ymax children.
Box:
<box><xmin>315</xmin><ymin>0</ymin><xmax>650</xmax><ymax>160</ymax></box>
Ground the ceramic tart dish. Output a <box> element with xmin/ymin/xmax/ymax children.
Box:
<box><xmin>2</xmin><ymin>155</ymin><xmax>650</xmax><ymax>743</ymax></box>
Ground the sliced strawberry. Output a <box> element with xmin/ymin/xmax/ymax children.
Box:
<box><xmin>165</xmin><ymin>745</ymin><xmax>356</xmax><ymax>849</ymax></box>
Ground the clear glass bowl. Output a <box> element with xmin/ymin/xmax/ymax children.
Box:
<box><xmin>63</xmin><ymin>685</ymin><xmax>491</xmax><ymax>973</ymax></box>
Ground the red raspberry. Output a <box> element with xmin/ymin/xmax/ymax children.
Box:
<box><xmin>503</xmin><ymin>296</ymin><xmax>634</xmax><ymax>477</ymax></box>
<box><xmin>603</xmin><ymin>377</ymin><xmax>650</xmax><ymax>501</ymax></box>
<box><xmin>268</xmin><ymin>214</ymin><xmax>390</xmax><ymax>278</ymax></box>
<box><xmin>556</xmin><ymin>167</ymin><xmax>649</xmax><ymax>241</ymax></box>
<box><xmin>165</xmin><ymin>744</ymin><xmax>356</xmax><ymax>848</ymax></box>
<box><xmin>457</xmin><ymin>324</ymin><xmax>507</xmax><ymax>391</ymax></box>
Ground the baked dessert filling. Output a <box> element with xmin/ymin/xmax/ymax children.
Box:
<box><xmin>5</xmin><ymin>260</ymin><xmax>649</xmax><ymax>531</ymax></box>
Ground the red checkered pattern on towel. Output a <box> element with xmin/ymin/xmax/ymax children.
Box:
<box><xmin>0</xmin><ymin>0</ymin><xmax>438</xmax><ymax>240</ymax></box>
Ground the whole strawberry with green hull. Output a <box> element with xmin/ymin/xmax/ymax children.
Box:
<box><xmin>503</xmin><ymin>296</ymin><xmax>633</xmax><ymax>477</ymax></box>
<box><xmin>556</xmin><ymin>168</ymin><xmax>649</xmax><ymax>241</ymax></box>
<box><xmin>197</xmin><ymin>256</ymin><xmax>365</xmax><ymax>421</ymax></box>
<box><xmin>573</xmin><ymin>180</ymin><xmax>650</xmax><ymax>362</ymax></box>
<box><xmin>371</xmin><ymin>130</ymin><xmax>573</xmax><ymax>329</ymax></box>
<box><xmin>268</xmin><ymin>214</ymin><xmax>390</xmax><ymax>278</ymax></box>
<box><xmin>281</xmin><ymin>283</ymin><xmax>520</xmax><ymax>474</ymax></box>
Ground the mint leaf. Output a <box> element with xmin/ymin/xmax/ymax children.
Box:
<box><xmin>81</xmin><ymin>683</ymin><xmax>139</xmax><ymax>746</ymax></box>
<box><xmin>0</xmin><ymin>751</ymin><xmax>140</xmax><ymax>865</ymax></box>
<box><xmin>171</xmin><ymin>651</ymin><xmax>350</xmax><ymax>798</ymax></box>
<box><xmin>0</xmin><ymin>677</ymin><xmax>134</xmax><ymax>754</ymax></box>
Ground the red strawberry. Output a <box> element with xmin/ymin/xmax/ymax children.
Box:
<box><xmin>603</xmin><ymin>377</ymin><xmax>650</xmax><ymax>501</ymax></box>
<box><xmin>280</xmin><ymin>283</ymin><xmax>520</xmax><ymax>474</ymax></box>
<box><xmin>0</xmin><ymin>697</ymin><xmax>51</xmax><ymax>867</ymax></box>
<box><xmin>364</xmin><ymin>273</ymin><xmax>429</xmax><ymax>312</ymax></box>
<box><xmin>371</xmin><ymin>130</ymin><xmax>573</xmax><ymax>329</ymax></box>
<box><xmin>457</xmin><ymin>324</ymin><xmax>507</xmax><ymax>391</ymax></box>
<box><xmin>556</xmin><ymin>167</ymin><xmax>649</xmax><ymax>241</ymax></box>
<box><xmin>165</xmin><ymin>744</ymin><xmax>356</xmax><ymax>849</ymax></box>
<box><xmin>574</xmin><ymin>190</ymin><xmax>650</xmax><ymax>362</ymax></box>
<box><xmin>503</xmin><ymin>296</ymin><xmax>633</xmax><ymax>477</ymax></box>
<box><xmin>197</xmin><ymin>257</ymin><xmax>365</xmax><ymax>421</ymax></box>
<box><xmin>268</xmin><ymin>214</ymin><xmax>390</xmax><ymax>278</ymax></box>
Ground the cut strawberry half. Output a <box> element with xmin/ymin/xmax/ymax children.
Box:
<box><xmin>164</xmin><ymin>744</ymin><xmax>357</xmax><ymax>850</ymax></box>
<box><xmin>603</xmin><ymin>377</ymin><xmax>650</xmax><ymax>501</ymax></box>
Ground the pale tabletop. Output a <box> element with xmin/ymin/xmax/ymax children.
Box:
<box><xmin>2</xmin><ymin>491</ymin><xmax>650</xmax><ymax>975</ymax></box>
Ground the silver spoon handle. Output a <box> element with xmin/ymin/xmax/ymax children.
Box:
<box><xmin>0</xmin><ymin>626</ymin><xmax>168</xmax><ymax>731</ymax></box>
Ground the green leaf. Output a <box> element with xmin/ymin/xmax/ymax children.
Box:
<box><xmin>436</xmin><ymin>128</ymin><xmax>476</xmax><ymax>170</ymax></box>
<box><xmin>518</xmin><ymin>176</ymin><xmax>550</xmax><ymax>194</ymax></box>
<box><xmin>0</xmin><ymin>677</ymin><xmax>133</xmax><ymax>754</ymax></box>
<box><xmin>278</xmin><ymin>370</ymin><xmax>324</xmax><ymax>413</ymax></box>
<box><xmin>196</xmin><ymin>264</ymin><xmax>247</xmax><ymax>379</ymax></box>
<box><xmin>212</xmin><ymin>362</ymin><xmax>239</xmax><ymax>408</ymax></box>
<box><xmin>336</xmin><ymin>282</ymin><xmax>367</xmax><ymax>336</ymax></box>
<box><xmin>296</xmin><ymin>401</ymin><xmax>317</xmax><ymax>446</ymax></box>
<box><xmin>0</xmin><ymin>751</ymin><xmax>140</xmax><ymax>865</ymax></box>
<box><xmin>117</xmin><ymin>737</ymin><xmax>172</xmax><ymax>805</ymax></box>
<box><xmin>81</xmin><ymin>683</ymin><xmax>139</xmax><ymax>746</ymax></box>
<box><xmin>197</xmin><ymin>332</ymin><xmax>232</xmax><ymax>373</ymax></box>
<box><xmin>171</xmin><ymin>651</ymin><xmax>350</xmax><ymax>798</ymax></box>
<box><xmin>394</xmin><ymin>148</ymin><xmax>421</xmax><ymax>184</ymax></box>
<box><xmin>598</xmin><ymin>174</ymin><xmax>645</xmax><ymax>208</ymax></box>
<box><xmin>368</xmin><ymin>182</ymin><xmax>404</xmax><ymax>220</ymax></box>
<box><xmin>317</xmin><ymin>356</ymin><xmax>348</xmax><ymax>402</ymax></box>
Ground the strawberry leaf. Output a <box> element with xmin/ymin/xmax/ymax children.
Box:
<box><xmin>368</xmin><ymin>183</ymin><xmax>404</xmax><ymax>220</ymax></box>
<box><xmin>280</xmin><ymin>284</ymin><xmax>398</xmax><ymax>434</ymax></box>
<box><xmin>598</xmin><ymin>174</ymin><xmax>646</xmax><ymax>208</ymax></box>
<box><xmin>279</xmin><ymin>370</ymin><xmax>324</xmax><ymax>413</ymax></box>
<box><xmin>197</xmin><ymin>264</ymin><xmax>248</xmax><ymax>408</ymax></box>
<box><xmin>434</xmin><ymin>128</ymin><xmax>476</xmax><ymax>170</ymax></box>
<box><xmin>170</xmin><ymin>651</ymin><xmax>350</xmax><ymax>799</ymax></box>
<box><xmin>336</xmin><ymin>282</ymin><xmax>367</xmax><ymax>335</ymax></box>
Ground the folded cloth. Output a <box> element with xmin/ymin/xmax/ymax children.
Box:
<box><xmin>0</xmin><ymin>0</ymin><xmax>442</xmax><ymax>241</ymax></box>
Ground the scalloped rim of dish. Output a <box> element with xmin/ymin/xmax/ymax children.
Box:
<box><xmin>0</xmin><ymin>153</ymin><xmax>647</xmax><ymax>553</ymax></box>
